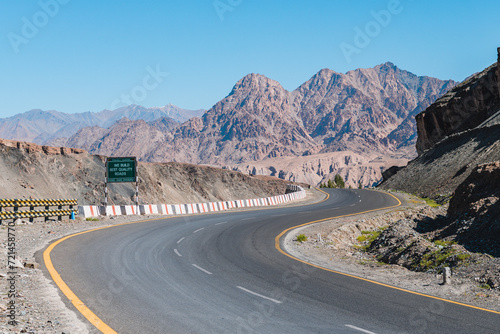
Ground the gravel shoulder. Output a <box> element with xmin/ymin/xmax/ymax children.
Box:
<box><xmin>284</xmin><ymin>191</ymin><xmax>500</xmax><ymax>313</ymax></box>
<box><xmin>0</xmin><ymin>189</ymin><xmax>325</xmax><ymax>333</ymax></box>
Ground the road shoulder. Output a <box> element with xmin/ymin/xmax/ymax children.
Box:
<box><xmin>283</xmin><ymin>191</ymin><xmax>500</xmax><ymax>313</ymax></box>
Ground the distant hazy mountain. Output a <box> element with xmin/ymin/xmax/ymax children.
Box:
<box><xmin>0</xmin><ymin>104</ymin><xmax>205</xmax><ymax>145</ymax></box>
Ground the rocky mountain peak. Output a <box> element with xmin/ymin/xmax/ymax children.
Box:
<box><xmin>314</xmin><ymin>68</ymin><xmax>338</xmax><ymax>78</ymax></box>
<box><xmin>377</xmin><ymin>61</ymin><xmax>397</xmax><ymax>71</ymax></box>
<box><xmin>229</xmin><ymin>73</ymin><xmax>286</xmax><ymax>97</ymax></box>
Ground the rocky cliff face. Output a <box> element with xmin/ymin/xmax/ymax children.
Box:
<box><xmin>380</xmin><ymin>48</ymin><xmax>500</xmax><ymax>198</ymax></box>
<box><xmin>230</xmin><ymin>151</ymin><xmax>408</xmax><ymax>187</ymax></box>
<box><xmin>415</xmin><ymin>49</ymin><xmax>500</xmax><ymax>154</ymax></box>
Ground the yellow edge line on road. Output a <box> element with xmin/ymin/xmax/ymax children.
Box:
<box><xmin>275</xmin><ymin>189</ymin><xmax>500</xmax><ymax>316</ymax></box>
<box><xmin>42</xmin><ymin>189</ymin><xmax>327</xmax><ymax>333</ymax></box>
<box><xmin>43</xmin><ymin>218</ymin><xmax>169</xmax><ymax>333</ymax></box>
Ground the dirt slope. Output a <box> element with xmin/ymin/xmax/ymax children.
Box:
<box><xmin>0</xmin><ymin>139</ymin><xmax>297</xmax><ymax>205</ymax></box>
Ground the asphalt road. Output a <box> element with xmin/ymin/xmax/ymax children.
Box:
<box><xmin>46</xmin><ymin>189</ymin><xmax>500</xmax><ymax>333</ymax></box>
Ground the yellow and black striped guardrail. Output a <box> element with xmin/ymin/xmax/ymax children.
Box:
<box><xmin>0</xmin><ymin>198</ymin><xmax>78</xmax><ymax>224</ymax></box>
<box><xmin>0</xmin><ymin>209</ymin><xmax>77</xmax><ymax>220</ymax></box>
<box><xmin>0</xmin><ymin>199</ymin><xmax>78</xmax><ymax>207</ymax></box>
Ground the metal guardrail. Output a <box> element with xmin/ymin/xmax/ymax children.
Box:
<box><xmin>0</xmin><ymin>198</ymin><xmax>78</xmax><ymax>224</ymax></box>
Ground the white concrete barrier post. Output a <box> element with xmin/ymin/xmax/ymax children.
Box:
<box><xmin>443</xmin><ymin>267</ymin><xmax>451</xmax><ymax>285</ymax></box>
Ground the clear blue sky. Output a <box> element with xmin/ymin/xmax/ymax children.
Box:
<box><xmin>1</xmin><ymin>0</ymin><xmax>499</xmax><ymax>118</ymax></box>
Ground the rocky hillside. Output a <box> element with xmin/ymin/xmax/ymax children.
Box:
<box><xmin>230</xmin><ymin>151</ymin><xmax>407</xmax><ymax>187</ymax></box>
<box><xmin>380</xmin><ymin>49</ymin><xmax>500</xmax><ymax>198</ymax></box>
<box><xmin>0</xmin><ymin>104</ymin><xmax>204</xmax><ymax>145</ymax></box>
<box><xmin>365</xmin><ymin>49</ymin><xmax>500</xmax><ymax>297</ymax></box>
<box><xmin>446</xmin><ymin>161</ymin><xmax>500</xmax><ymax>255</ymax></box>
<box><xmin>0</xmin><ymin>139</ymin><xmax>296</xmax><ymax>206</ymax></box>
<box><xmin>64</xmin><ymin>63</ymin><xmax>455</xmax><ymax>186</ymax></box>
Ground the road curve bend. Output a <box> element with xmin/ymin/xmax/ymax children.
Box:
<box><xmin>43</xmin><ymin>189</ymin><xmax>500</xmax><ymax>333</ymax></box>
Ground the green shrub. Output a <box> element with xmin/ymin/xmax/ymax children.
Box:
<box><xmin>456</xmin><ymin>253</ymin><xmax>471</xmax><ymax>261</ymax></box>
<box><xmin>433</xmin><ymin>240</ymin><xmax>456</xmax><ymax>247</ymax></box>
<box><xmin>355</xmin><ymin>228</ymin><xmax>385</xmax><ymax>251</ymax></box>
<box><xmin>334</xmin><ymin>174</ymin><xmax>345</xmax><ymax>188</ymax></box>
<box><xmin>296</xmin><ymin>234</ymin><xmax>307</xmax><ymax>242</ymax></box>
<box><xmin>422</xmin><ymin>197</ymin><xmax>440</xmax><ymax>207</ymax></box>
<box><xmin>357</xmin><ymin>235</ymin><xmax>368</xmax><ymax>242</ymax></box>
<box><xmin>416</xmin><ymin>249</ymin><xmax>456</xmax><ymax>271</ymax></box>
<box><xmin>86</xmin><ymin>217</ymin><xmax>99</xmax><ymax>221</ymax></box>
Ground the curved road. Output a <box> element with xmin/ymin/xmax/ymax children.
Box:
<box><xmin>43</xmin><ymin>189</ymin><xmax>500</xmax><ymax>333</ymax></box>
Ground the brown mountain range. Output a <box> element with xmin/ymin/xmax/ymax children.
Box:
<box><xmin>62</xmin><ymin>63</ymin><xmax>457</xmax><ymax>186</ymax></box>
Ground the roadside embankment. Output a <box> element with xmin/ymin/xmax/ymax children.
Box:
<box><xmin>0</xmin><ymin>139</ymin><xmax>305</xmax><ymax>206</ymax></box>
<box><xmin>285</xmin><ymin>191</ymin><xmax>500</xmax><ymax>313</ymax></box>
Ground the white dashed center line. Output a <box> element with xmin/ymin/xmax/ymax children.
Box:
<box><xmin>192</xmin><ymin>264</ymin><xmax>213</xmax><ymax>275</ymax></box>
<box><xmin>215</xmin><ymin>222</ymin><xmax>227</xmax><ymax>225</ymax></box>
<box><xmin>236</xmin><ymin>286</ymin><xmax>282</xmax><ymax>304</ymax></box>
<box><xmin>177</xmin><ymin>237</ymin><xmax>185</xmax><ymax>244</ymax></box>
<box><xmin>345</xmin><ymin>324</ymin><xmax>377</xmax><ymax>334</ymax></box>
<box><xmin>193</xmin><ymin>228</ymin><xmax>205</xmax><ymax>233</ymax></box>
<box><xmin>174</xmin><ymin>249</ymin><xmax>182</xmax><ymax>257</ymax></box>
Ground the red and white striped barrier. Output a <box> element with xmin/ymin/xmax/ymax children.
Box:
<box><xmin>79</xmin><ymin>185</ymin><xmax>306</xmax><ymax>218</ymax></box>
<box><xmin>78</xmin><ymin>205</ymin><xmax>101</xmax><ymax>218</ymax></box>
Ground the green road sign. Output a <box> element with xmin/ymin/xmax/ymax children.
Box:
<box><xmin>106</xmin><ymin>157</ymin><xmax>137</xmax><ymax>183</ymax></box>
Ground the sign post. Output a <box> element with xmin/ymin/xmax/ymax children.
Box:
<box><xmin>104</xmin><ymin>157</ymin><xmax>138</xmax><ymax>215</ymax></box>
